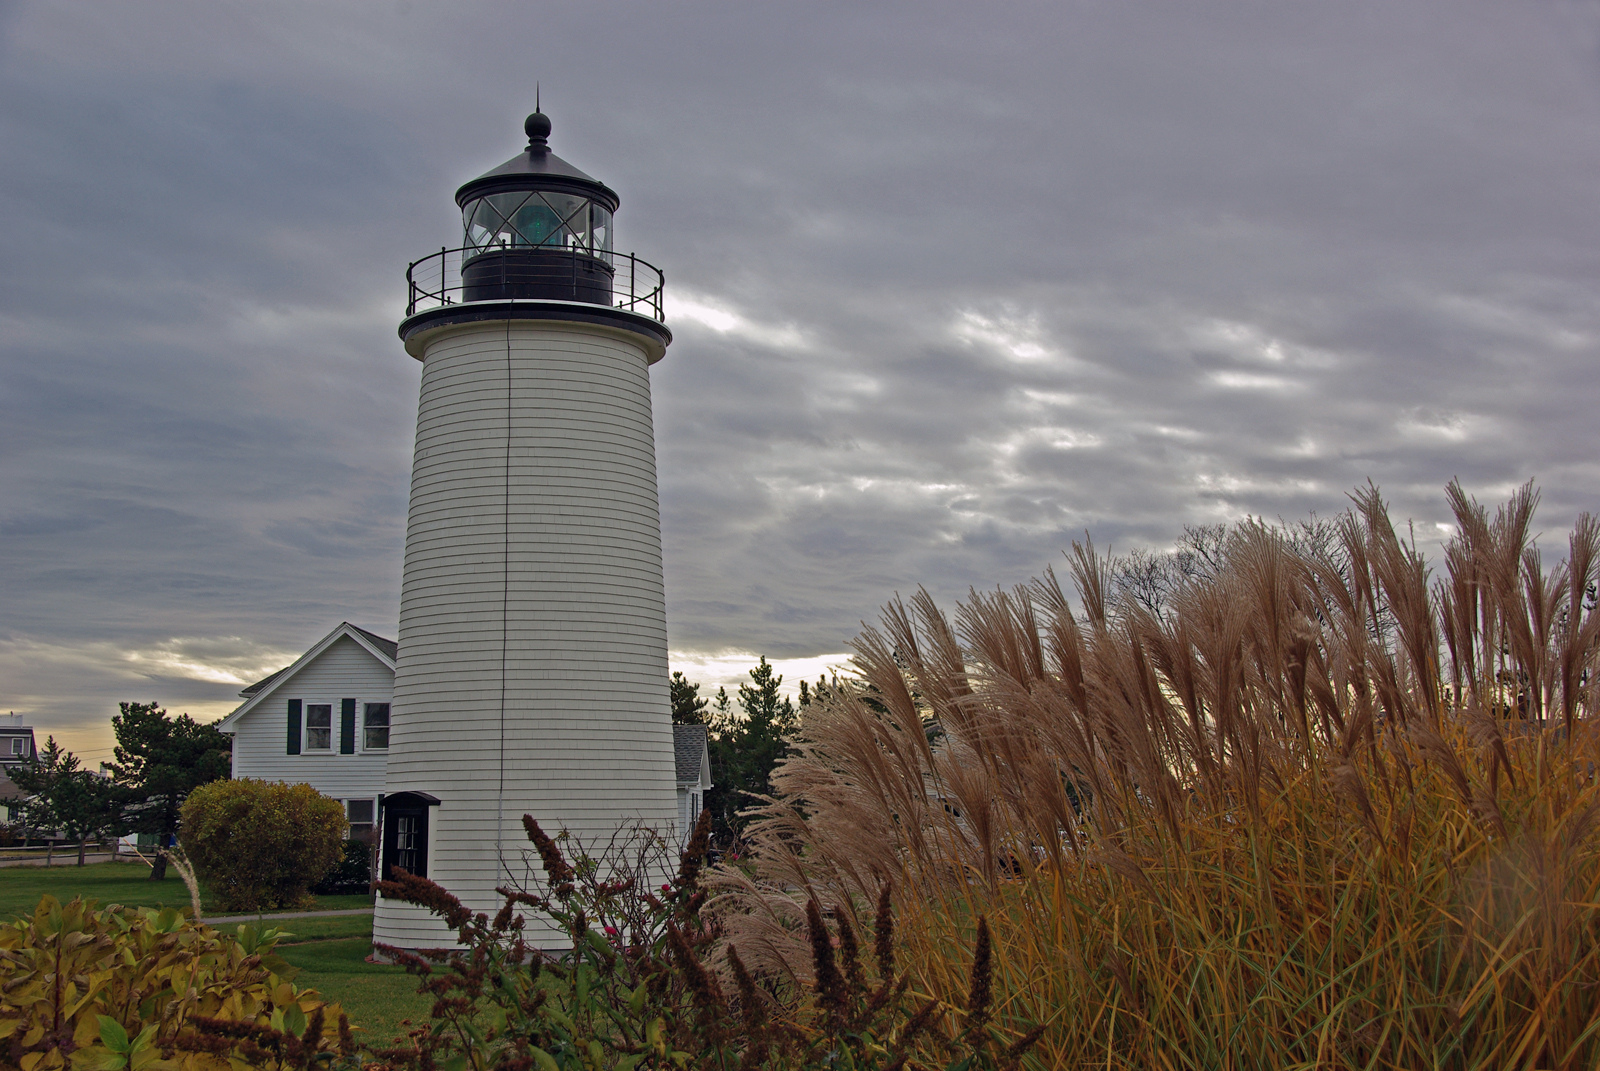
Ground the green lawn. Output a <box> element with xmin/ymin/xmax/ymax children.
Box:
<box><xmin>277</xmin><ymin>934</ymin><xmax>433</xmax><ymax>1048</ymax></box>
<box><xmin>0</xmin><ymin>861</ymin><xmax>371</xmax><ymax>922</ymax></box>
<box><xmin>254</xmin><ymin>913</ymin><xmax>376</xmax><ymax>942</ymax></box>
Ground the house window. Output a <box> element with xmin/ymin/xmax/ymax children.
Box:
<box><xmin>364</xmin><ymin>703</ymin><xmax>390</xmax><ymax>750</ymax></box>
<box><xmin>8</xmin><ymin>739</ymin><xmax>22</xmax><ymax>757</ymax></box>
<box><xmin>304</xmin><ymin>704</ymin><xmax>333</xmax><ymax>751</ymax></box>
<box><xmin>347</xmin><ymin>798</ymin><xmax>375</xmax><ymax>842</ymax></box>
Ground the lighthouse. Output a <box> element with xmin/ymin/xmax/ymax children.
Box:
<box><xmin>374</xmin><ymin>108</ymin><xmax>679</xmax><ymax>949</ymax></box>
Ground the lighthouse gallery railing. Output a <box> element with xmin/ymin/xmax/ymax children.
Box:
<box><xmin>405</xmin><ymin>245</ymin><xmax>665</xmax><ymax>322</ymax></box>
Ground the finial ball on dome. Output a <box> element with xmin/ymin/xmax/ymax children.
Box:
<box><xmin>525</xmin><ymin>111</ymin><xmax>551</xmax><ymax>142</ymax></box>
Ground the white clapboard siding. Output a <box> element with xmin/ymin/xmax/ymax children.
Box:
<box><xmin>375</xmin><ymin>319</ymin><xmax>679</xmax><ymax>951</ymax></box>
<box><xmin>227</xmin><ymin>634</ymin><xmax>392</xmax><ymax>802</ymax></box>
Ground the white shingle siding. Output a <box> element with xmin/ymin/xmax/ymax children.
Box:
<box><xmin>376</xmin><ymin>320</ymin><xmax>680</xmax><ymax>950</ymax></box>
<box><xmin>224</xmin><ymin>634</ymin><xmax>393</xmax><ymax>802</ymax></box>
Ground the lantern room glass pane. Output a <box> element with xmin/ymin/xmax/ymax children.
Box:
<box><xmin>463</xmin><ymin>192</ymin><xmax>525</xmax><ymax>251</ymax></box>
<box><xmin>590</xmin><ymin>205</ymin><xmax>612</xmax><ymax>254</ymax></box>
<box><xmin>465</xmin><ymin>196</ymin><xmax>503</xmax><ymax>250</ymax></box>
<box><xmin>462</xmin><ymin>192</ymin><xmax>599</xmax><ymax>253</ymax></box>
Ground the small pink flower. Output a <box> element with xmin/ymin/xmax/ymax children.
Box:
<box><xmin>604</xmin><ymin>925</ymin><xmax>619</xmax><ymax>937</ymax></box>
<box><xmin>661</xmin><ymin>883</ymin><xmax>672</xmax><ymax>893</ymax></box>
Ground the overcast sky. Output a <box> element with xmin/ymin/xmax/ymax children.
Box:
<box><xmin>4</xmin><ymin>1</ymin><xmax>1600</xmax><ymax>762</ymax></box>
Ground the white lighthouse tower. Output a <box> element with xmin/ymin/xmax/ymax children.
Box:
<box><xmin>374</xmin><ymin>108</ymin><xmax>679</xmax><ymax>949</ymax></box>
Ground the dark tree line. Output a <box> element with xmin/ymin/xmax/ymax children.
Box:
<box><xmin>671</xmin><ymin>658</ymin><xmax>834</xmax><ymax>847</ymax></box>
<box><xmin>9</xmin><ymin>702</ymin><xmax>230</xmax><ymax>873</ymax></box>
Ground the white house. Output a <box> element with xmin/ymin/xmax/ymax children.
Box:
<box><xmin>216</xmin><ymin>621</ymin><xmax>396</xmax><ymax>840</ymax></box>
<box><xmin>0</xmin><ymin>714</ymin><xmax>39</xmax><ymax>826</ymax></box>
<box><xmin>0</xmin><ymin>713</ymin><xmax>37</xmax><ymax>769</ymax></box>
<box><xmin>220</xmin><ymin>621</ymin><xmax>712</xmax><ymax>849</ymax></box>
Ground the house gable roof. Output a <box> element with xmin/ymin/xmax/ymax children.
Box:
<box><xmin>672</xmin><ymin>724</ymin><xmax>711</xmax><ymax>788</ymax></box>
<box><xmin>238</xmin><ymin>668</ymin><xmax>285</xmax><ymax>698</ymax></box>
<box><xmin>237</xmin><ymin>626</ymin><xmax>396</xmax><ymax>697</ymax></box>
<box><xmin>217</xmin><ymin>622</ymin><xmax>397</xmax><ymax>733</ymax></box>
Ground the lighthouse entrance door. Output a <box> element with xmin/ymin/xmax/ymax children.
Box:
<box><xmin>380</xmin><ymin>791</ymin><xmax>439</xmax><ymax>880</ymax></box>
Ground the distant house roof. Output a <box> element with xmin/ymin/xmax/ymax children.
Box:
<box><xmin>673</xmin><ymin>724</ymin><xmax>710</xmax><ymax>785</ymax></box>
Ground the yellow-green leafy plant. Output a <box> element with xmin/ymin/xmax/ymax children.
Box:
<box><xmin>717</xmin><ymin>482</ymin><xmax>1600</xmax><ymax>1070</ymax></box>
<box><xmin>180</xmin><ymin>779</ymin><xmax>347</xmax><ymax>912</ymax></box>
<box><xmin>0</xmin><ymin>895</ymin><xmax>354</xmax><ymax>1071</ymax></box>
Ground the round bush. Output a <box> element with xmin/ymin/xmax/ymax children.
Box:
<box><xmin>180</xmin><ymin>778</ymin><xmax>348</xmax><ymax>911</ymax></box>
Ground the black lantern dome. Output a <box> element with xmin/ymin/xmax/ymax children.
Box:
<box><xmin>400</xmin><ymin>107</ymin><xmax>668</xmax><ymax>362</ymax></box>
<box><xmin>453</xmin><ymin>110</ymin><xmax>620</xmax><ymax>304</ymax></box>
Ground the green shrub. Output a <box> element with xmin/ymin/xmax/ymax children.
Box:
<box><xmin>0</xmin><ymin>894</ymin><xmax>352</xmax><ymax>1071</ymax></box>
<box><xmin>310</xmin><ymin>839</ymin><xmax>372</xmax><ymax>897</ymax></box>
<box><xmin>180</xmin><ymin>779</ymin><xmax>346</xmax><ymax>912</ymax></box>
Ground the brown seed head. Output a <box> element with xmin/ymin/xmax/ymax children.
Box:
<box><xmin>965</xmin><ymin>915</ymin><xmax>993</xmax><ymax>1036</ymax></box>
<box><xmin>806</xmin><ymin>899</ymin><xmax>847</xmax><ymax>1026</ymax></box>
<box><xmin>675</xmin><ymin>808</ymin><xmax>713</xmax><ymax>891</ymax></box>
<box><xmin>835</xmin><ymin>906</ymin><xmax>866</xmax><ymax>999</ymax></box>
<box><xmin>727</xmin><ymin>942</ymin><xmax>767</xmax><ymax>1031</ymax></box>
<box><xmin>522</xmin><ymin>814</ymin><xmax>574</xmax><ymax>888</ymax></box>
<box><xmin>874</xmin><ymin>881</ymin><xmax>895</xmax><ymax>981</ymax></box>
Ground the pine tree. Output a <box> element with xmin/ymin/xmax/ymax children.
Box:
<box><xmin>105</xmin><ymin>701</ymin><xmax>231</xmax><ymax>879</ymax></box>
<box><xmin>706</xmin><ymin>657</ymin><xmax>798</xmax><ymax>847</ymax></box>
<box><xmin>669</xmin><ymin>671</ymin><xmax>709</xmax><ymax>725</ymax></box>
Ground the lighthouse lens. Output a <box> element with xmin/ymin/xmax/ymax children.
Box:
<box><xmin>530</xmin><ymin>192</ymin><xmax>589</xmax><ymax>249</ymax></box>
<box><xmin>512</xmin><ymin>200</ymin><xmax>563</xmax><ymax>246</ymax></box>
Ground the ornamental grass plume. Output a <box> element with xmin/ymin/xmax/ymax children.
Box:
<box><xmin>712</xmin><ymin>480</ymin><xmax>1600</xmax><ymax>1069</ymax></box>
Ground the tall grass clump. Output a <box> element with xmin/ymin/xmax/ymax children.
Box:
<box><xmin>714</xmin><ymin>482</ymin><xmax>1600</xmax><ymax>1069</ymax></box>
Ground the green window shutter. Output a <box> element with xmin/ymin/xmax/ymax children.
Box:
<box><xmin>287</xmin><ymin>700</ymin><xmax>302</xmax><ymax>755</ymax></box>
<box><xmin>340</xmin><ymin>698</ymin><xmax>356</xmax><ymax>754</ymax></box>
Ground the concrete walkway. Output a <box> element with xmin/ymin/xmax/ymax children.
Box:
<box><xmin>206</xmin><ymin>906</ymin><xmax>374</xmax><ymax>926</ymax></box>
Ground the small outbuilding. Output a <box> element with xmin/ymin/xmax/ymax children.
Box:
<box><xmin>673</xmin><ymin>724</ymin><xmax>712</xmax><ymax>845</ymax></box>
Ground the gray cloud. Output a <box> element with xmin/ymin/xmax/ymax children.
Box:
<box><xmin>4</xmin><ymin>1</ymin><xmax>1600</xmax><ymax>752</ymax></box>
